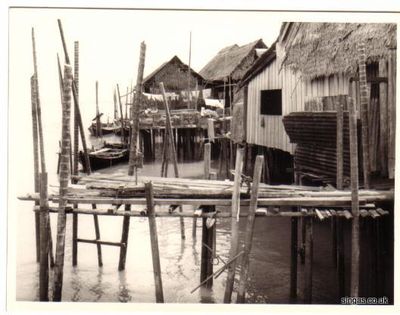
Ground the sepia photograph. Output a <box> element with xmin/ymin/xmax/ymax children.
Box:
<box><xmin>4</xmin><ymin>1</ymin><xmax>399</xmax><ymax>313</ymax></box>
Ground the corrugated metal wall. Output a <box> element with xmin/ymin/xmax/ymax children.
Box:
<box><xmin>246</xmin><ymin>58</ymin><xmax>304</xmax><ymax>154</ymax></box>
<box><xmin>247</xmin><ymin>59</ymin><xmax>350</xmax><ymax>155</ymax></box>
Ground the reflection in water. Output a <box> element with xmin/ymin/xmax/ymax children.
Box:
<box><xmin>89</xmin><ymin>269</ymin><xmax>104</xmax><ymax>302</ymax></box>
<box><xmin>118</xmin><ymin>271</ymin><xmax>132</xmax><ymax>303</ymax></box>
<box><xmin>70</xmin><ymin>267</ymin><xmax>82</xmax><ymax>302</ymax></box>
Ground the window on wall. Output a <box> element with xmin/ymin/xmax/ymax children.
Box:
<box><xmin>260</xmin><ymin>89</ymin><xmax>282</xmax><ymax>115</ymax></box>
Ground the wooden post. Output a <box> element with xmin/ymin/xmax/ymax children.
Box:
<box><xmin>200</xmin><ymin>206</ymin><xmax>215</xmax><ymax>288</ymax></box>
<box><xmin>39</xmin><ymin>172</ymin><xmax>49</xmax><ymax>301</ymax></box>
<box><xmin>336</xmin><ymin>216</ymin><xmax>345</xmax><ymax>299</ymax></box>
<box><xmin>128</xmin><ymin>42</ymin><xmax>146</xmax><ymax>176</ymax></box>
<box><xmin>388</xmin><ymin>49</ymin><xmax>396</xmax><ymax>179</ymax></box>
<box><xmin>290</xmin><ymin>208</ymin><xmax>298</xmax><ymax>301</ymax></box>
<box><xmin>336</xmin><ymin>96</ymin><xmax>344</xmax><ymax>190</ymax></box>
<box><xmin>223</xmin><ymin>147</ymin><xmax>244</xmax><ymax>303</ymax></box>
<box><xmin>92</xmin><ymin>204</ymin><xmax>103</xmax><ymax>267</ymax></box>
<box><xmin>118</xmin><ymin>205</ymin><xmax>131</xmax><ymax>271</ymax></box>
<box><xmin>53</xmin><ymin>64</ymin><xmax>73</xmax><ymax>302</ymax></box>
<box><xmin>145</xmin><ymin>182</ymin><xmax>164</xmax><ymax>303</ymax></box>
<box><xmin>237</xmin><ymin>155</ymin><xmax>264</xmax><ymax>303</ymax></box>
<box><xmin>303</xmin><ymin>216</ymin><xmax>313</xmax><ymax>304</ymax></box>
<box><xmin>160</xmin><ymin>82</ymin><xmax>185</xmax><ymax>240</ymax></box>
<box><xmin>348</xmin><ymin>95</ymin><xmax>360</xmax><ymax>297</ymax></box>
<box><xmin>57</xmin><ymin>19</ymin><xmax>91</xmax><ymax>174</ymax></box>
<box><xmin>379</xmin><ymin>59</ymin><xmax>388</xmax><ymax>176</ymax></box>
<box><xmin>30</xmin><ymin>75</ymin><xmax>40</xmax><ymax>262</ymax></box>
<box><xmin>72</xmin><ymin>210</ymin><xmax>78</xmax><ymax>266</ymax></box>
<box><xmin>357</xmin><ymin>43</ymin><xmax>371</xmax><ymax>189</ymax></box>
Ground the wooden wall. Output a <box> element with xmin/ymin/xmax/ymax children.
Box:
<box><xmin>246</xmin><ymin>58</ymin><xmax>304</xmax><ymax>154</ymax></box>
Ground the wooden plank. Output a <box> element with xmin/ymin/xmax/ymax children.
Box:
<box><xmin>348</xmin><ymin>95</ymin><xmax>360</xmax><ymax>297</ymax></box>
<box><xmin>357</xmin><ymin>43</ymin><xmax>371</xmax><ymax>189</ymax></box>
<box><xmin>237</xmin><ymin>155</ymin><xmax>264</xmax><ymax>303</ymax></box>
<box><xmin>52</xmin><ymin>64</ymin><xmax>73</xmax><ymax>302</ymax></box>
<box><xmin>145</xmin><ymin>182</ymin><xmax>164</xmax><ymax>303</ymax></box>
<box><xmin>223</xmin><ymin>147</ymin><xmax>244</xmax><ymax>303</ymax></box>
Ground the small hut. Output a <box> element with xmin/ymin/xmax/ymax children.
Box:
<box><xmin>143</xmin><ymin>55</ymin><xmax>205</xmax><ymax>94</ymax></box>
<box><xmin>199</xmin><ymin>39</ymin><xmax>267</xmax><ymax>109</ymax></box>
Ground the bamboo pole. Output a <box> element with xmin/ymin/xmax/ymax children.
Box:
<box><xmin>39</xmin><ymin>172</ymin><xmax>49</xmax><ymax>301</ymax></box>
<box><xmin>30</xmin><ymin>75</ymin><xmax>40</xmax><ymax>262</ymax></box>
<box><xmin>357</xmin><ymin>43</ymin><xmax>371</xmax><ymax>189</ymax></box>
<box><xmin>303</xmin><ymin>216</ymin><xmax>313</xmax><ymax>303</ymax></box>
<box><xmin>145</xmin><ymin>182</ymin><xmax>164</xmax><ymax>303</ymax></box>
<box><xmin>388</xmin><ymin>50</ymin><xmax>396</xmax><ymax>179</ymax></box>
<box><xmin>379</xmin><ymin>59</ymin><xmax>388</xmax><ymax>176</ymax></box>
<box><xmin>348</xmin><ymin>95</ymin><xmax>360</xmax><ymax>297</ymax></box>
<box><xmin>128</xmin><ymin>42</ymin><xmax>146</xmax><ymax>176</ymax></box>
<box><xmin>52</xmin><ymin>64</ymin><xmax>73</xmax><ymax>302</ymax></box>
<box><xmin>73</xmin><ymin>41</ymin><xmax>79</xmax><ymax>181</ymax></box>
<box><xmin>223</xmin><ymin>147</ymin><xmax>244</xmax><ymax>303</ymax></box>
<box><xmin>237</xmin><ymin>155</ymin><xmax>264</xmax><ymax>303</ymax></box>
<box><xmin>160</xmin><ymin>82</ymin><xmax>185</xmax><ymax>239</ymax></box>
<box><xmin>57</xmin><ymin>19</ymin><xmax>91</xmax><ymax>174</ymax></box>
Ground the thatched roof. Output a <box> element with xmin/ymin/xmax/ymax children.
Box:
<box><xmin>239</xmin><ymin>41</ymin><xmax>277</xmax><ymax>89</ymax></box>
<box><xmin>199</xmin><ymin>39</ymin><xmax>267</xmax><ymax>83</ymax></box>
<box><xmin>143</xmin><ymin>55</ymin><xmax>204</xmax><ymax>86</ymax></box>
<box><xmin>280</xmin><ymin>22</ymin><xmax>397</xmax><ymax>79</ymax></box>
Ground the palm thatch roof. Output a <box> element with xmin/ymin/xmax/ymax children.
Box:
<box><xmin>280</xmin><ymin>22</ymin><xmax>397</xmax><ymax>79</ymax></box>
<box><xmin>143</xmin><ymin>55</ymin><xmax>204</xmax><ymax>86</ymax></box>
<box><xmin>199</xmin><ymin>39</ymin><xmax>267</xmax><ymax>83</ymax></box>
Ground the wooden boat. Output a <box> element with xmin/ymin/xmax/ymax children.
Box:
<box><xmin>79</xmin><ymin>143</ymin><xmax>129</xmax><ymax>172</ymax></box>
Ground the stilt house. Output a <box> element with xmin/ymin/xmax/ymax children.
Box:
<box><xmin>239</xmin><ymin>22</ymin><xmax>396</xmax><ymax>186</ymax></box>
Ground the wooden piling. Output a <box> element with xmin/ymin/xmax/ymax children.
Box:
<box><xmin>388</xmin><ymin>49</ymin><xmax>396</xmax><ymax>179</ymax></box>
<box><xmin>118</xmin><ymin>204</ymin><xmax>131</xmax><ymax>271</ymax></box>
<box><xmin>145</xmin><ymin>182</ymin><xmax>164</xmax><ymax>303</ymax></box>
<box><xmin>57</xmin><ymin>19</ymin><xmax>91</xmax><ymax>174</ymax></box>
<box><xmin>30</xmin><ymin>75</ymin><xmax>40</xmax><ymax>262</ymax></box>
<box><xmin>379</xmin><ymin>59</ymin><xmax>388</xmax><ymax>176</ymax></box>
<box><xmin>116</xmin><ymin>85</ymin><xmax>125</xmax><ymax>143</ymax></box>
<box><xmin>128</xmin><ymin>42</ymin><xmax>146</xmax><ymax>176</ymax></box>
<box><xmin>336</xmin><ymin>216</ymin><xmax>345</xmax><ymax>299</ymax></box>
<box><xmin>200</xmin><ymin>206</ymin><xmax>215</xmax><ymax>288</ymax></box>
<box><xmin>92</xmin><ymin>204</ymin><xmax>103</xmax><ymax>267</ymax></box>
<box><xmin>303</xmin><ymin>216</ymin><xmax>313</xmax><ymax>304</ymax></box>
<box><xmin>357</xmin><ymin>43</ymin><xmax>371</xmax><ymax>189</ymax></box>
<box><xmin>348</xmin><ymin>95</ymin><xmax>360</xmax><ymax>297</ymax></box>
<box><xmin>95</xmin><ymin>81</ymin><xmax>102</xmax><ymax>137</ymax></box>
<box><xmin>290</xmin><ymin>209</ymin><xmax>298</xmax><ymax>301</ymax></box>
<box><xmin>223</xmin><ymin>147</ymin><xmax>244</xmax><ymax>303</ymax></box>
<box><xmin>39</xmin><ymin>172</ymin><xmax>49</xmax><ymax>301</ymax></box>
<box><xmin>237</xmin><ymin>155</ymin><xmax>264</xmax><ymax>303</ymax></box>
<box><xmin>72</xmin><ymin>210</ymin><xmax>78</xmax><ymax>266</ymax></box>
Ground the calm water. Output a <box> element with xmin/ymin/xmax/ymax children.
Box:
<box><xmin>14</xmin><ymin>130</ymin><xmax>340</xmax><ymax>304</ymax></box>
